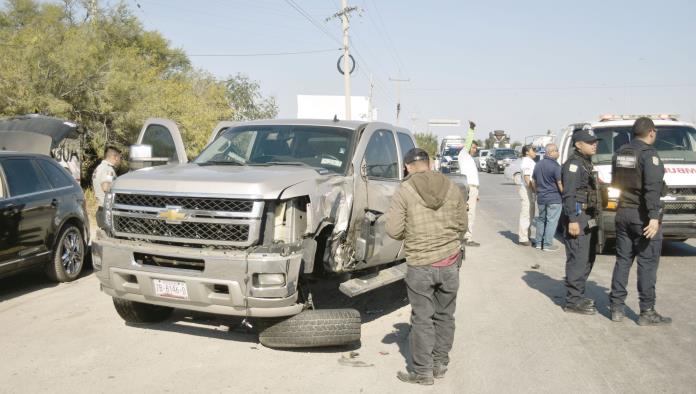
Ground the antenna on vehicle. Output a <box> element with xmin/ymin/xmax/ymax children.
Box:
<box><xmin>333</xmin><ymin>114</ymin><xmax>339</xmax><ymax>122</ymax></box>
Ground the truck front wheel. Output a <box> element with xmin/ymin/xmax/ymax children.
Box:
<box><xmin>258</xmin><ymin>309</ymin><xmax>361</xmax><ymax>348</ymax></box>
<box><xmin>112</xmin><ymin>298</ymin><xmax>173</xmax><ymax>324</ymax></box>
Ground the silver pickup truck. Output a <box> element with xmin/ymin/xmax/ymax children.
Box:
<box><xmin>92</xmin><ymin>118</ymin><xmax>465</xmax><ymax>348</ymax></box>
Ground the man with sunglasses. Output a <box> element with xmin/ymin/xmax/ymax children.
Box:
<box><xmin>609</xmin><ymin>117</ymin><xmax>671</xmax><ymax>325</ymax></box>
<box><xmin>561</xmin><ymin>128</ymin><xmax>600</xmax><ymax>315</ymax></box>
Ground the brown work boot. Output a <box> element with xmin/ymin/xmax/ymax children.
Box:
<box><xmin>397</xmin><ymin>371</ymin><xmax>434</xmax><ymax>385</ymax></box>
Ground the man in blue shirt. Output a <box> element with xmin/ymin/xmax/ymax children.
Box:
<box><xmin>531</xmin><ymin>144</ymin><xmax>563</xmax><ymax>251</ymax></box>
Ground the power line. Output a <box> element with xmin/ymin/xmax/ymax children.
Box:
<box><xmin>188</xmin><ymin>48</ymin><xmax>340</xmax><ymax>57</ymax></box>
<box><xmin>368</xmin><ymin>0</ymin><xmax>405</xmax><ymax>74</ymax></box>
<box><xmin>284</xmin><ymin>0</ymin><xmax>342</xmax><ymax>46</ymax></box>
<box><xmin>406</xmin><ymin>83</ymin><xmax>696</xmax><ymax>92</ymax></box>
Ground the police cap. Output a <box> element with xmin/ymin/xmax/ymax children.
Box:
<box><xmin>572</xmin><ymin>128</ymin><xmax>600</xmax><ymax>143</ymax></box>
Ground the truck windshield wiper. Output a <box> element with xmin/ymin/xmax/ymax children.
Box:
<box><xmin>248</xmin><ymin>161</ymin><xmax>311</xmax><ymax>167</ymax></box>
<box><xmin>197</xmin><ymin>159</ymin><xmax>245</xmax><ymax>166</ymax></box>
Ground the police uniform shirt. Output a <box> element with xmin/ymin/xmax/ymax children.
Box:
<box><xmin>562</xmin><ymin>150</ymin><xmax>594</xmax><ymax>223</ymax></box>
<box><xmin>92</xmin><ymin>160</ymin><xmax>116</xmax><ymax>207</ymax></box>
<box><xmin>612</xmin><ymin>139</ymin><xmax>665</xmax><ymax>219</ymax></box>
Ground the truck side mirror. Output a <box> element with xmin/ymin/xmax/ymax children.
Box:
<box><xmin>360</xmin><ymin>158</ymin><xmax>368</xmax><ymax>179</ymax></box>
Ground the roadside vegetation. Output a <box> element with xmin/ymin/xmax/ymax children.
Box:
<box><xmin>0</xmin><ymin>0</ymin><xmax>277</xmax><ymax>171</ymax></box>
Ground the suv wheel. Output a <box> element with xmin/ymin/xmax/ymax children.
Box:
<box><xmin>46</xmin><ymin>224</ymin><xmax>85</xmax><ymax>282</ymax></box>
<box><xmin>258</xmin><ymin>309</ymin><xmax>361</xmax><ymax>348</ymax></box>
<box><xmin>112</xmin><ymin>298</ymin><xmax>174</xmax><ymax>323</ymax></box>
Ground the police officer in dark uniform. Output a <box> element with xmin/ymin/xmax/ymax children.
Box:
<box><xmin>609</xmin><ymin>117</ymin><xmax>671</xmax><ymax>325</ymax></box>
<box><xmin>561</xmin><ymin>127</ymin><xmax>600</xmax><ymax>314</ymax></box>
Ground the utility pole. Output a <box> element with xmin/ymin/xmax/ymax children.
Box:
<box><xmin>389</xmin><ymin>77</ymin><xmax>410</xmax><ymax>125</ymax></box>
<box><xmin>341</xmin><ymin>0</ymin><xmax>351</xmax><ymax>120</ymax></box>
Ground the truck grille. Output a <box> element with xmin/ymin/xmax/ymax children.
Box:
<box><xmin>111</xmin><ymin>193</ymin><xmax>263</xmax><ymax>247</ymax></box>
<box><xmin>114</xmin><ymin>194</ymin><xmax>254</xmax><ymax>212</ymax></box>
<box><xmin>663</xmin><ymin>188</ymin><xmax>696</xmax><ymax>215</ymax></box>
<box><xmin>114</xmin><ymin>216</ymin><xmax>250</xmax><ymax>243</ymax></box>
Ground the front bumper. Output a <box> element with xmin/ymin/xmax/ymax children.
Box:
<box><xmin>600</xmin><ymin>211</ymin><xmax>696</xmax><ymax>239</ymax></box>
<box><xmin>92</xmin><ymin>232</ymin><xmax>304</xmax><ymax>317</ymax></box>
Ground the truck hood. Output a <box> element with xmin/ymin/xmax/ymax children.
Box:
<box><xmin>596</xmin><ymin>163</ymin><xmax>696</xmax><ymax>187</ymax></box>
<box><xmin>112</xmin><ymin>163</ymin><xmax>326</xmax><ymax>199</ymax></box>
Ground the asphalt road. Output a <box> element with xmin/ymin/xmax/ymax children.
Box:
<box><xmin>1</xmin><ymin>172</ymin><xmax>695</xmax><ymax>393</ymax></box>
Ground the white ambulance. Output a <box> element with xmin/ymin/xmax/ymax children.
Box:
<box><xmin>558</xmin><ymin>114</ymin><xmax>696</xmax><ymax>253</ymax></box>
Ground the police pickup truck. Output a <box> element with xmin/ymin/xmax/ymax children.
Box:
<box><xmin>558</xmin><ymin>114</ymin><xmax>696</xmax><ymax>253</ymax></box>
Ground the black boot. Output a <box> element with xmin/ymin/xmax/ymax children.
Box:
<box><xmin>610</xmin><ymin>305</ymin><xmax>624</xmax><ymax>322</ymax></box>
<box><xmin>433</xmin><ymin>364</ymin><xmax>448</xmax><ymax>379</ymax></box>
<box><xmin>638</xmin><ymin>308</ymin><xmax>672</xmax><ymax>326</ymax></box>
<box><xmin>397</xmin><ymin>371</ymin><xmax>434</xmax><ymax>385</ymax></box>
<box><xmin>563</xmin><ymin>302</ymin><xmax>597</xmax><ymax>315</ymax></box>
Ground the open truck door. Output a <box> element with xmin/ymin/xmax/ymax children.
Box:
<box><xmin>130</xmin><ymin>118</ymin><xmax>187</xmax><ymax>169</ymax></box>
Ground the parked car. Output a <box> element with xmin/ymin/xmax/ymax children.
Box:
<box><xmin>92</xmin><ymin>119</ymin><xmax>464</xmax><ymax>348</ymax></box>
<box><xmin>558</xmin><ymin>114</ymin><xmax>696</xmax><ymax>253</ymax></box>
<box><xmin>0</xmin><ymin>152</ymin><xmax>89</xmax><ymax>281</ymax></box>
<box><xmin>477</xmin><ymin>149</ymin><xmax>490</xmax><ymax>171</ymax></box>
<box><xmin>485</xmin><ymin>148</ymin><xmax>517</xmax><ymax>173</ymax></box>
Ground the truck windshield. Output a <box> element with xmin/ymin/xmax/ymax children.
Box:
<box><xmin>593</xmin><ymin>126</ymin><xmax>696</xmax><ymax>164</ymax></box>
<box><xmin>194</xmin><ymin>125</ymin><xmax>353</xmax><ymax>174</ymax></box>
<box><xmin>442</xmin><ymin>147</ymin><xmax>462</xmax><ymax>157</ymax></box>
<box><xmin>494</xmin><ymin>150</ymin><xmax>516</xmax><ymax>159</ymax></box>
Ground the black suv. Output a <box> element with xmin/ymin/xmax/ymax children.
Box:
<box><xmin>486</xmin><ymin>148</ymin><xmax>518</xmax><ymax>174</ymax></box>
<box><xmin>0</xmin><ymin>152</ymin><xmax>89</xmax><ymax>281</ymax></box>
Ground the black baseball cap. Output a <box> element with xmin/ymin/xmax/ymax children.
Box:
<box><xmin>572</xmin><ymin>128</ymin><xmax>600</xmax><ymax>143</ymax></box>
<box><xmin>404</xmin><ymin>148</ymin><xmax>430</xmax><ymax>164</ymax></box>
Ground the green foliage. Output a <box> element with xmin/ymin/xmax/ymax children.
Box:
<box><xmin>511</xmin><ymin>141</ymin><xmax>523</xmax><ymax>149</ymax></box>
<box><xmin>0</xmin><ymin>0</ymin><xmax>277</xmax><ymax>164</ymax></box>
<box><xmin>413</xmin><ymin>131</ymin><xmax>438</xmax><ymax>157</ymax></box>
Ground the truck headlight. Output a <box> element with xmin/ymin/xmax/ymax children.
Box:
<box><xmin>607</xmin><ymin>187</ymin><xmax>621</xmax><ymax>200</ymax></box>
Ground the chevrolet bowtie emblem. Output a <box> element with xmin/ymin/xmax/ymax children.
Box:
<box><xmin>157</xmin><ymin>207</ymin><xmax>188</xmax><ymax>223</ymax></box>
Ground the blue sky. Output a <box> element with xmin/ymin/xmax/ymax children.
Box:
<box><xmin>123</xmin><ymin>0</ymin><xmax>696</xmax><ymax>142</ymax></box>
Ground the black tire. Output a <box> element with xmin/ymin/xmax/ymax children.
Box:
<box><xmin>45</xmin><ymin>224</ymin><xmax>86</xmax><ymax>282</ymax></box>
<box><xmin>112</xmin><ymin>298</ymin><xmax>174</xmax><ymax>324</ymax></box>
<box><xmin>258</xmin><ymin>309</ymin><xmax>361</xmax><ymax>348</ymax></box>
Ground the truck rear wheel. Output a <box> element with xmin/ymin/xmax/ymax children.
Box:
<box><xmin>258</xmin><ymin>309</ymin><xmax>361</xmax><ymax>348</ymax></box>
<box><xmin>112</xmin><ymin>298</ymin><xmax>173</xmax><ymax>324</ymax></box>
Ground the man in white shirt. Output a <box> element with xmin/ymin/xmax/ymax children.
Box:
<box><xmin>516</xmin><ymin>145</ymin><xmax>537</xmax><ymax>245</ymax></box>
<box><xmin>92</xmin><ymin>145</ymin><xmax>122</xmax><ymax>228</ymax></box>
<box><xmin>458</xmin><ymin>142</ymin><xmax>480</xmax><ymax>246</ymax></box>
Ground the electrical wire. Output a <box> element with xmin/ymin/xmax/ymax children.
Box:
<box><xmin>188</xmin><ymin>48</ymin><xmax>340</xmax><ymax>57</ymax></box>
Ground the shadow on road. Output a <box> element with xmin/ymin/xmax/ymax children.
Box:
<box><xmin>498</xmin><ymin>230</ymin><xmax>519</xmax><ymax>244</ymax></box>
<box><xmin>662</xmin><ymin>240</ymin><xmax>696</xmax><ymax>257</ymax></box>
<box><xmin>126</xmin><ymin>311</ymin><xmax>258</xmax><ymax>344</ymax></box>
<box><xmin>520</xmin><ymin>270</ymin><xmax>639</xmax><ymax>321</ymax></box>
<box><xmin>0</xmin><ymin>266</ymin><xmax>93</xmax><ymax>303</ymax></box>
<box><xmin>382</xmin><ymin>322</ymin><xmax>411</xmax><ymax>370</ymax></box>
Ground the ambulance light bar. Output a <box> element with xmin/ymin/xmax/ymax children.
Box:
<box><xmin>599</xmin><ymin>114</ymin><xmax>679</xmax><ymax>122</ymax></box>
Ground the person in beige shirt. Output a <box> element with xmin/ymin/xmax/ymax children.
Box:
<box><xmin>92</xmin><ymin>145</ymin><xmax>122</xmax><ymax>228</ymax></box>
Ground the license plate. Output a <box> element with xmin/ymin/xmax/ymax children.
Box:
<box><xmin>152</xmin><ymin>279</ymin><xmax>189</xmax><ymax>299</ymax></box>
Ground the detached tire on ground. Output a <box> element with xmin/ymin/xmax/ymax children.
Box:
<box><xmin>112</xmin><ymin>298</ymin><xmax>174</xmax><ymax>324</ymax></box>
<box><xmin>258</xmin><ymin>309</ymin><xmax>361</xmax><ymax>349</ymax></box>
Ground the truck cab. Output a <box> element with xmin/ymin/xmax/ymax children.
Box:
<box><xmin>92</xmin><ymin>118</ymin><xmax>422</xmax><ymax>347</ymax></box>
<box><xmin>558</xmin><ymin>114</ymin><xmax>696</xmax><ymax>252</ymax></box>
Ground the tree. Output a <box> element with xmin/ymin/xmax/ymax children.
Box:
<box><xmin>511</xmin><ymin>141</ymin><xmax>523</xmax><ymax>149</ymax></box>
<box><xmin>0</xmin><ymin>0</ymin><xmax>277</xmax><ymax>170</ymax></box>
<box><xmin>413</xmin><ymin>131</ymin><xmax>438</xmax><ymax>157</ymax></box>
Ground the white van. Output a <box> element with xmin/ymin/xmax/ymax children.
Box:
<box><xmin>558</xmin><ymin>114</ymin><xmax>696</xmax><ymax>253</ymax></box>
